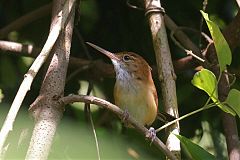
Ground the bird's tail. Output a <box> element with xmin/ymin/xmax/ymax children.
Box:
<box><xmin>157</xmin><ymin>112</ymin><xmax>176</xmax><ymax>123</ymax></box>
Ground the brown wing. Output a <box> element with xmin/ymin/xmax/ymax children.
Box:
<box><xmin>152</xmin><ymin>86</ymin><xmax>158</xmax><ymax>112</ymax></box>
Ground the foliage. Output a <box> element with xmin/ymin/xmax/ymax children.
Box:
<box><xmin>201</xmin><ymin>11</ymin><xmax>232</xmax><ymax>72</ymax></box>
<box><xmin>191</xmin><ymin>69</ymin><xmax>235</xmax><ymax>115</ymax></box>
<box><xmin>178</xmin><ymin>10</ymin><xmax>240</xmax><ymax>159</ymax></box>
<box><xmin>175</xmin><ymin>134</ymin><xmax>215</xmax><ymax>160</ymax></box>
<box><xmin>226</xmin><ymin>89</ymin><xmax>240</xmax><ymax>118</ymax></box>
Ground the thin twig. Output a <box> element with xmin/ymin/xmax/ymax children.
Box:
<box><xmin>170</xmin><ymin>31</ymin><xmax>205</xmax><ymax>62</ymax></box>
<box><xmin>84</xmin><ymin>83</ymin><xmax>101</xmax><ymax>160</ymax></box>
<box><xmin>66</xmin><ymin>29</ymin><xmax>95</xmax><ymax>83</ymax></box>
<box><xmin>156</xmin><ymin>102</ymin><xmax>218</xmax><ymax>132</ymax></box>
<box><xmin>66</xmin><ymin>63</ymin><xmax>93</xmax><ymax>83</ymax></box>
<box><xmin>164</xmin><ymin>15</ymin><xmax>201</xmax><ymax>54</ymax></box>
<box><xmin>0</xmin><ymin>41</ymin><xmax>39</xmax><ymax>56</ymax></box>
<box><xmin>126</xmin><ymin>0</ymin><xmax>144</xmax><ymax>11</ymax></box>
<box><xmin>74</xmin><ymin>24</ymin><xmax>100</xmax><ymax>160</ymax></box>
<box><xmin>186</xmin><ymin>50</ymin><xmax>205</xmax><ymax>62</ymax></box>
<box><xmin>60</xmin><ymin>94</ymin><xmax>177</xmax><ymax>160</ymax></box>
<box><xmin>74</xmin><ymin>29</ymin><xmax>92</xmax><ymax>59</ymax></box>
<box><xmin>170</xmin><ymin>26</ymin><xmax>214</xmax><ymax>62</ymax></box>
<box><xmin>84</xmin><ymin>82</ymin><xmax>93</xmax><ymax>121</ymax></box>
<box><xmin>199</xmin><ymin>0</ymin><xmax>208</xmax><ymax>47</ymax></box>
<box><xmin>89</xmin><ymin>107</ymin><xmax>101</xmax><ymax>160</ymax></box>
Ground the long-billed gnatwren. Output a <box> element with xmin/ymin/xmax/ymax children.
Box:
<box><xmin>87</xmin><ymin>42</ymin><xmax>158</xmax><ymax>126</ymax></box>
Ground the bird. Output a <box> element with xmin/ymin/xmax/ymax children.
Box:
<box><xmin>86</xmin><ymin>42</ymin><xmax>159</xmax><ymax>127</ymax></box>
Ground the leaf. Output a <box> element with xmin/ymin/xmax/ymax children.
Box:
<box><xmin>175</xmin><ymin>134</ymin><xmax>216</xmax><ymax>160</ymax></box>
<box><xmin>191</xmin><ymin>69</ymin><xmax>218</xmax><ymax>100</ymax></box>
<box><xmin>226</xmin><ymin>89</ymin><xmax>240</xmax><ymax>118</ymax></box>
<box><xmin>200</xmin><ymin>11</ymin><xmax>232</xmax><ymax>72</ymax></box>
<box><xmin>191</xmin><ymin>69</ymin><xmax>235</xmax><ymax>115</ymax></box>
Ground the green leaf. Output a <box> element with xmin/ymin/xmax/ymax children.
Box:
<box><xmin>175</xmin><ymin>134</ymin><xmax>216</xmax><ymax>160</ymax></box>
<box><xmin>191</xmin><ymin>69</ymin><xmax>235</xmax><ymax>115</ymax></box>
<box><xmin>200</xmin><ymin>11</ymin><xmax>232</xmax><ymax>72</ymax></box>
<box><xmin>226</xmin><ymin>89</ymin><xmax>240</xmax><ymax>118</ymax></box>
<box><xmin>191</xmin><ymin>69</ymin><xmax>218</xmax><ymax>100</ymax></box>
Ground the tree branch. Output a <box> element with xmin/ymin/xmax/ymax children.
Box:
<box><xmin>0</xmin><ymin>0</ymin><xmax>72</xmax><ymax>158</ymax></box>
<box><xmin>59</xmin><ymin>94</ymin><xmax>177</xmax><ymax>160</ymax></box>
<box><xmin>0</xmin><ymin>40</ymin><xmax>197</xmax><ymax>77</ymax></box>
<box><xmin>164</xmin><ymin>15</ymin><xmax>202</xmax><ymax>57</ymax></box>
<box><xmin>25</xmin><ymin>0</ymin><xmax>77</xmax><ymax>159</ymax></box>
<box><xmin>144</xmin><ymin>0</ymin><xmax>180</xmax><ymax>158</ymax></box>
<box><xmin>0</xmin><ymin>40</ymin><xmax>40</xmax><ymax>57</ymax></box>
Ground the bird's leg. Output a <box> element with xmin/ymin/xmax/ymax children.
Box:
<box><xmin>146</xmin><ymin>127</ymin><xmax>156</xmax><ymax>144</ymax></box>
<box><xmin>121</xmin><ymin>109</ymin><xmax>130</xmax><ymax>126</ymax></box>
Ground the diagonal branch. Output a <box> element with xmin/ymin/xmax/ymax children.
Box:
<box><xmin>60</xmin><ymin>94</ymin><xmax>177</xmax><ymax>160</ymax></box>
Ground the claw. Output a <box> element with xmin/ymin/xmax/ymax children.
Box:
<box><xmin>121</xmin><ymin>109</ymin><xmax>131</xmax><ymax>127</ymax></box>
<box><xmin>121</xmin><ymin>109</ymin><xmax>130</xmax><ymax>122</ymax></box>
<box><xmin>146</xmin><ymin>127</ymin><xmax>156</xmax><ymax>144</ymax></box>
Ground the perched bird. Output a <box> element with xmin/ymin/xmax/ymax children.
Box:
<box><xmin>87</xmin><ymin>42</ymin><xmax>158</xmax><ymax>126</ymax></box>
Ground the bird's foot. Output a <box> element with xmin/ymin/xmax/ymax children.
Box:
<box><xmin>121</xmin><ymin>109</ymin><xmax>131</xmax><ymax>127</ymax></box>
<box><xmin>146</xmin><ymin>127</ymin><xmax>156</xmax><ymax>144</ymax></box>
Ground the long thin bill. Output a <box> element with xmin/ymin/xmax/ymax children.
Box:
<box><xmin>86</xmin><ymin>42</ymin><xmax>119</xmax><ymax>61</ymax></box>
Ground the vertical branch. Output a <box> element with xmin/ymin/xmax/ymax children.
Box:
<box><xmin>0</xmin><ymin>2</ymin><xmax>64</xmax><ymax>157</ymax></box>
<box><xmin>144</xmin><ymin>0</ymin><xmax>180</xmax><ymax>158</ymax></box>
<box><xmin>25</xmin><ymin>0</ymin><xmax>76</xmax><ymax>159</ymax></box>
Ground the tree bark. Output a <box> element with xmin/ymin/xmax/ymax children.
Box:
<box><xmin>144</xmin><ymin>0</ymin><xmax>180</xmax><ymax>159</ymax></box>
<box><xmin>25</xmin><ymin>0</ymin><xmax>76</xmax><ymax>159</ymax></box>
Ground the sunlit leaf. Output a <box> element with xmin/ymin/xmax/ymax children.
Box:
<box><xmin>175</xmin><ymin>134</ymin><xmax>216</xmax><ymax>160</ymax></box>
<box><xmin>191</xmin><ymin>69</ymin><xmax>218</xmax><ymax>100</ymax></box>
<box><xmin>201</xmin><ymin>11</ymin><xmax>232</xmax><ymax>72</ymax></box>
<box><xmin>191</xmin><ymin>69</ymin><xmax>235</xmax><ymax>115</ymax></box>
<box><xmin>226</xmin><ymin>89</ymin><xmax>240</xmax><ymax>118</ymax></box>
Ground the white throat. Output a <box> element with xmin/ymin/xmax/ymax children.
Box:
<box><xmin>112</xmin><ymin>60</ymin><xmax>137</xmax><ymax>92</ymax></box>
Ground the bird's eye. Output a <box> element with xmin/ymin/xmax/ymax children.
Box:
<box><xmin>123</xmin><ymin>55</ymin><xmax>131</xmax><ymax>62</ymax></box>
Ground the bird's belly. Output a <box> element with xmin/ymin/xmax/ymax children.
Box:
<box><xmin>115</xmin><ymin>90</ymin><xmax>157</xmax><ymax>126</ymax></box>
